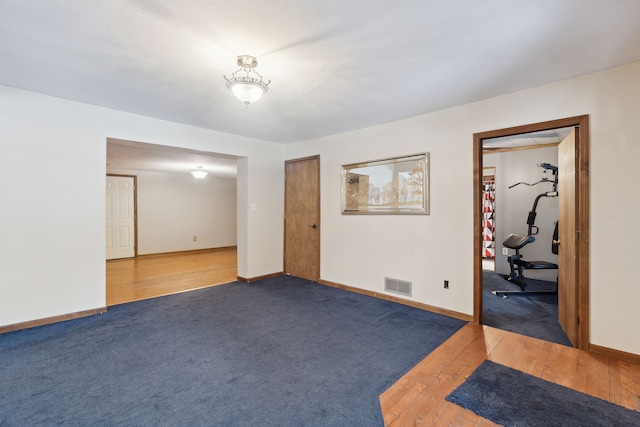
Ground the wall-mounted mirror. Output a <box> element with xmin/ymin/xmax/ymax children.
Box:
<box><xmin>341</xmin><ymin>153</ymin><xmax>429</xmax><ymax>215</ymax></box>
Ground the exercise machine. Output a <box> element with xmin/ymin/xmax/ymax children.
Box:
<box><xmin>493</xmin><ymin>163</ymin><xmax>559</xmax><ymax>297</ymax></box>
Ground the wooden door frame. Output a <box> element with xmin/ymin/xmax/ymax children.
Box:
<box><xmin>284</xmin><ymin>155</ymin><xmax>321</xmax><ymax>280</ymax></box>
<box><xmin>106</xmin><ymin>174</ymin><xmax>138</xmax><ymax>258</ymax></box>
<box><xmin>472</xmin><ymin>115</ymin><xmax>590</xmax><ymax>350</ymax></box>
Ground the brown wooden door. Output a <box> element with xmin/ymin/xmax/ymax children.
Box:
<box><xmin>284</xmin><ymin>156</ymin><xmax>320</xmax><ymax>281</ymax></box>
<box><xmin>558</xmin><ymin>128</ymin><xmax>578</xmax><ymax>346</ymax></box>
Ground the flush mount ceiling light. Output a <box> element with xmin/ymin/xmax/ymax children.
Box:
<box><xmin>190</xmin><ymin>166</ymin><xmax>208</xmax><ymax>179</ymax></box>
<box><xmin>224</xmin><ymin>55</ymin><xmax>270</xmax><ymax>106</ymax></box>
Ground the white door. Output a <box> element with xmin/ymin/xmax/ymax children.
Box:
<box><xmin>106</xmin><ymin>175</ymin><xmax>135</xmax><ymax>260</ymax></box>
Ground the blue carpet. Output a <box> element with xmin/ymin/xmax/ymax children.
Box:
<box><xmin>0</xmin><ymin>276</ymin><xmax>465</xmax><ymax>426</ymax></box>
<box><xmin>483</xmin><ymin>270</ymin><xmax>571</xmax><ymax>346</ymax></box>
<box><xmin>446</xmin><ymin>360</ymin><xmax>640</xmax><ymax>426</ymax></box>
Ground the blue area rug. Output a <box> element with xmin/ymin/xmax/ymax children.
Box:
<box><xmin>446</xmin><ymin>360</ymin><xmax>640</xmax><ymax>426</ymax></box>
<box><xmin>0</xmin><ymin>276</ymin><xmax>465</xmax><ymax>426</ymax></box>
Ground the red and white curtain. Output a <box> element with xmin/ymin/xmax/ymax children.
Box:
<box><xmin>482</xmin><ymin>178</ymin><xmax>496</xmax><ymax>259</ymax></box>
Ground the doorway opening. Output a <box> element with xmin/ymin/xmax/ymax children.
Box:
<box><xmin>106</xmin><ymin>138</ymin><xmax>240</xmax><ymax>305</ymax></box>
<box><xmin>481</xmin><ymin>135</ymin><xmax>567</xmax><ymax>345</ymax></box>
<box><xmin>473</xmin><ymin>116</ymin><xmax>590</xmax><ymax>350</ymax></box>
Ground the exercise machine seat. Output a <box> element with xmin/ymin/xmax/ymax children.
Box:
<box><xmin>503</xmin><ymin>234</ymin><xmax>535</xmax><ymax>250</ymax></box>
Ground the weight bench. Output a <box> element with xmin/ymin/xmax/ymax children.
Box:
<box><xmin>493</xmin><ymin>222</ymin><xmax>558</xmax><ymax>297</ymax></box>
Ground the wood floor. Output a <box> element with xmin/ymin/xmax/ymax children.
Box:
<box><xmin>380</xmin><ymin>323</ymin><xmax>640</xmax><ymax>426</ymax></box>
<box><xmin>106</xmin><ymin>250</ymin><xmax>640</xmax><ymax>425</ymax></box>
<box><xmin>106</xmin><ymin>247</ymin><xmax>237</xmax><ymax>306</ymax></box>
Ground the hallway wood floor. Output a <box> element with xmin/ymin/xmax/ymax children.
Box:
<box><xmin>106</xmin><ymin>250</ymin><xmax>639</xmax><ymax>425</ymax></box>
<box><xmin>106</xmin><ymin>247</ymin><xmax>237</xmax><ymax>306</ymax></box>
<box><xmin>381</xmin><ymin>323</ymin><xmax>640</xmax><ymax>426</ymax></box>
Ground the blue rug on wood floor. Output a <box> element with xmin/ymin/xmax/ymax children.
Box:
<box><xmin>0</xmin><ymin>276</ymin><xmax>465</xmax><ymax>426</ymax></box>
<box><xmin>446</xmin><ymin>360</ymin><xmax>640</xmax><ymax>427</ymax></box>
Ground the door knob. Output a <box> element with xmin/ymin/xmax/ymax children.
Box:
<box><xmin>553</xmin><ymin>240</ymin><xmax>560</xmax><ymax>245</ymax></box>
<box><xmin>309</xmin><ymin>224</ymin><xmax>317</xmax><ymax>229</ymax></box>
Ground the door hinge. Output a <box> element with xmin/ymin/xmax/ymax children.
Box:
<box><xmin>577</xmin><ymin>316</ymin><xmax>580</xmax><ymax>325</ymax></box>
<box><xmin>576</xmin><ymin>230</ymin><xmax>580</xmax><ymax>241</ymax></box>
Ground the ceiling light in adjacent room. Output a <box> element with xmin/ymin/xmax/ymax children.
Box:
<box><xmin>224</xmin><ymin>55</ymin><xmax>270</xmax><ymax>105</ymax></box>
<box><xmin>190</xmin><ymin>166</ymin><xmax>208</xmax><ymax>179</ymax></box>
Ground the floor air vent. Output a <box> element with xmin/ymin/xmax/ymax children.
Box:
<box><xmin>384</xmin><ymin>277</ymin><xmax>412</xmax><ymax>297</ymax></box>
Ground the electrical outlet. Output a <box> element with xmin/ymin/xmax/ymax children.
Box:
<box><xmin>444</xmin><ymin>280</ymin><xmax>449</xmax><ymax>289</ymax></box>
<box><xmin>502</xmin><ymin>248</ymin><xmax>509</xmax><ymax>255</ymax></box>
<box><xmin>193</xmin><ymin>235</ymin><xmax>197</xmax><ymax>241</ymax></box>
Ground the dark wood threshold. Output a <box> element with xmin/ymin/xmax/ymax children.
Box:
<box><xmin>237</xmin><ymin>272</ymin><xmax>284</xmax><ymax>283</ymax></box>
<box><xmin>0</xmin><ymin>307</ymin><xmax>107</xmax><ymax>334</ymax></box>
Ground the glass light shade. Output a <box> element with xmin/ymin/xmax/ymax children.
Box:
<box><xmin>224</xmin><ymin>56</ymin><xmax>270</xmax><ymax>105</ymax></box>
<box><xmin>229</xmin><ymin>81</ymin><xmax>265</xmax><ymax>105</ymax></box>
<box><xmin>191</xmin><ymin>170</ymin><xmax>208</xmax><ymax>179</ymax></box>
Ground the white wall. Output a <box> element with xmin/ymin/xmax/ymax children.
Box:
<box><xmin>484</xmin><ymin>146</ymin><xmax>559</xmax><ymax>281</ymax></box>
<box><xmin>2</xmin><ymin>60</ymin><xmax>639</xmax><ymax>356</ymax></box>
<box><xmin>106</xmin><ymin>169</ymin><xmax>237</xmax><ymax>254</ymax></box>
<box><xmin>285</xmin><ymin>61</ymin><xmax>640</xmax><ymax>355</ymax></box>
<box><xmin>0</xmin><ymin>85</ymin><xmax>284</xmax><ymax>327</ymax></box>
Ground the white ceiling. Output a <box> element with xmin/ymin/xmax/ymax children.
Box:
<box><xmin>4</xmin><ymin>2</ymin><xmax>640</xmax><ymax>177</ymax></box>
<box><xmin>2</xmin><ymin>0</ymin><xmax>640</xmax><ymax>147</ymax></box>
<box><xmin>107</xmin><ymin>138</ymin><xmax>238</xmax><ymax>178</ymax></box>
<box><xmin>483</xmin><ymin>127</ymin><xmax>574</xmax><ymax>150</ymax></box>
